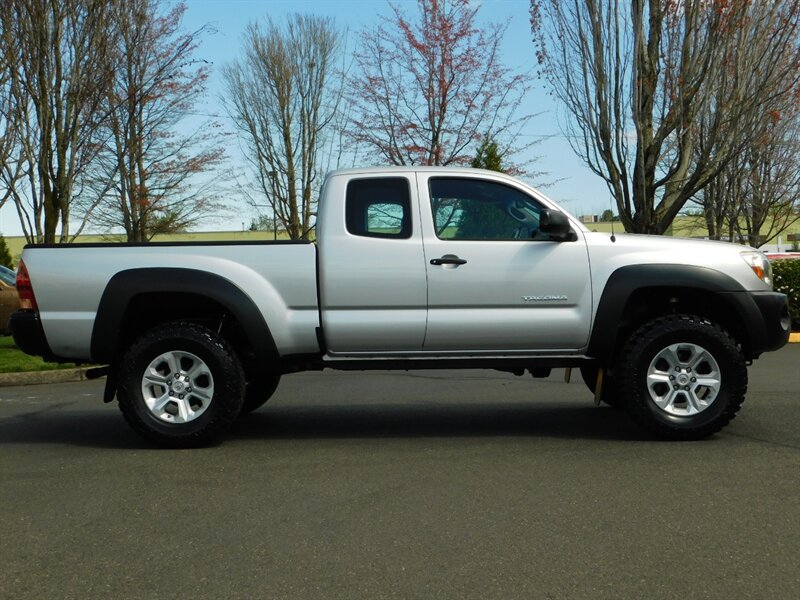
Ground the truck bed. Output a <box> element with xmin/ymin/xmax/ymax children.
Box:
<box><xmin>20</xmin><ymin>241</ymin><xmax>321</xmax><ymax>361</ymax></box>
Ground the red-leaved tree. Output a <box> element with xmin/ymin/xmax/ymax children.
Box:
<box><xmin>347</xmin><ymin>0</ymin><xmax>534</xmax><ymax>168</ymax></box>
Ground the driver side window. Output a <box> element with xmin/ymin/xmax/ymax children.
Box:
<box><xmin>429</xmin><ymin>177</ymin><xmax>545</xmax><ymax>241</ymax></box>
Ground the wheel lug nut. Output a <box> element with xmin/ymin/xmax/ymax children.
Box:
<box><xmin>169</xmin><ymin>391</ymin><xmax>174</xmax><ymax>396</ymax></box>
<box><xmin>691</xmin><ymin>377</ymin><xmax>696</xmax><ymax>383</ymax></box>
<box><xmin>684</xmin><ymin>386</ymin><xmax>690</xmax><ymax>391</ymax></box>
<box><xmin>179</xmin><ymin>394</ymin><xmax>184</xmax><ymax>400</ymax></box>
<box><xmin>673</xmin><ymin>385</ymin><xmax>679</xmax><ymax>390</ymax></box>
<box><xmin>185</xmin><ymin>376</ymin><xmax>190</xmax><ymax>382</ymax></box>
<box><xmin>669</xmin><ymin>375</ymin><xmax>675</xmax><ymax>381</ymax></box>
<box><xmin>674</xmin><ymin>367</ymin><xmax>681</xmax><ymax>372</ymax></box>
<box><xmin>186</xmin><ymin>387</ymin><xmax>192</xmax><ymax>393</ymax></box>
<box><xmin>687</xmin><ymin>367</ymin><xmax>692</xmax><ymax>373</ymax></box>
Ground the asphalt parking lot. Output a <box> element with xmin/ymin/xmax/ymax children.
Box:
<box><xmin>1</xmin><ymin>345</ymin><xmax>798</xmax><ymax>599</ymax></box>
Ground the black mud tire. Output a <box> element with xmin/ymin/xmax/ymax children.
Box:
<box><xmin>117</xmin><ymin>321</ymin><xmax>245</xmax><ymax>448</ymax></box>
<box><xmin>580</xmin><ymin>365</ymin><xmax>622</xmax><ymax>407</ymax></box>
<box><xmin>240</xmin><ymin>374</ymin><xmax>281</xmax><ymax>415</ymax></box>
<box><xmin>618</xmin><ymin>315</ymin><xmax>746</xmax><ymax>440</ymax></box>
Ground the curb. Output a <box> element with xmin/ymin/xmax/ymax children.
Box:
<box><xmin>791</xmin><ymin>332</ymin><xmax>800</xmax><ymax>343</ymax></box>
<box><xmin>0</xmin><ymin>367</ymin><xmax>89</xmax><ymax>387</ymax></box>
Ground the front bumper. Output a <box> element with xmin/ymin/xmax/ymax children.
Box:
<box><xmin>749</xmin><ymin>291</ymin><xmax>791</xmax><ymax>353</ymax></box>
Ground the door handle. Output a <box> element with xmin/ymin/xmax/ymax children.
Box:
<box><xmin>430</xmin><ymin>254</ymin><xmax>467</xmax><ymax>266</ymax></box>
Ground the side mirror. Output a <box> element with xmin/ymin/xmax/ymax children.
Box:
<box><xmin>539</xmin><ymin>210</ymin><xmax>577</xmax><ymax>242</ymax></box>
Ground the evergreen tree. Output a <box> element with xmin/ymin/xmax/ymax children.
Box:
<box><xmin>457</xmin><ymin>138</ymin><xmax>517</xmax><ymax>238</ymax></box>
<box><xmin>0</xmin><ymin>234</ymin><xmax>13</xmax><ymax>268</ymax></box>
<box><xmin>471</xmin><ymin>138</ymin><xmax>504</xmax><ymax>172</ymax></box>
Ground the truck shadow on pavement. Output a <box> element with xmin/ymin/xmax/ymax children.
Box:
<box><xmin>0</xmin><ymin>401</ymin><xmax>653</xmax><ymax>449</ymax></box>
<box><xmin>230</xmin><ymin>402</ymin><xmax>647</xmax><ymax>443</ymax></box>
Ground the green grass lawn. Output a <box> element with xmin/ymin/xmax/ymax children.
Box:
<box><xmin>0</xmin><ymin>336</ymin><xmax>76</xmax><ymax>373</ymax></box>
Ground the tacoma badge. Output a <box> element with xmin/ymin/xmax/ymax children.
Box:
<box><xmin>522</xmin><ymin>295</ymin><xmax>568</xmax><ymax>303</ymax></box>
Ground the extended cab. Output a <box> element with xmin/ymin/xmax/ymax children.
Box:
<box><xmin>11</xmin><ymin>167</ymin><xmax>791</xmax><ymax>446</ymax></box>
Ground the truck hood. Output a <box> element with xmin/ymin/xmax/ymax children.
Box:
<box><xmin>585</xmin><ymin>230</ymin><xmax>757</xmax><ymax>253</ymax></box>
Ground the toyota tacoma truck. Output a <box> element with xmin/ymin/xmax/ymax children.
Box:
<box><xmin>10</xmin><ymin>167</ymin><xmax>791</xmax><ymax>446</ymax></box>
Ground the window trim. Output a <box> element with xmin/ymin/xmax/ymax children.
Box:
<box><xmin>345</xmin><ymin>176</ymin><xmax>413</xmax><ymax>240</ymax></box>
<box><xmin>428</xmin><ymin>176</ymin><xmax>545</xmax><ymax>242</ymax></box>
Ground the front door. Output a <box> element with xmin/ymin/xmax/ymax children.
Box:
<box><xmin>418</xmin><ymin>174</ymin><xmax>592</xmax><ymax>352</ymax></box>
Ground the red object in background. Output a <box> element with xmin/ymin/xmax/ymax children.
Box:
<box><xmin>766</xmin><ymin>253</ymin><xmax>800</xmax><ymax>261</ymax></box>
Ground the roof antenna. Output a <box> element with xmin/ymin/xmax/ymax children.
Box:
<box><xmin>609</xmin><ymin>199</ymin><xmax>616</xmax><ymax>243</ymax></box>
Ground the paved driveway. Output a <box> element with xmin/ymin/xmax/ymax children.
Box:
<box><xmin>1</xmin><ymin>345</ymin><xmax>798</xmax><ymax>599</ymax></box>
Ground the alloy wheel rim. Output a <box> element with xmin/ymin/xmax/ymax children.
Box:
<box><xmin>140</xmin><ymin>350</ymin><xmax>214</xmax><ymax>423</ymax></box>
<box><xmin>645</xmin><ymin>342</ymin><xmax>721</xmax><ymax>416</ymax></box>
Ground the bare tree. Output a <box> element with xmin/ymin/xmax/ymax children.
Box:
<box><xmin>348</xmin><ymin>0</ymin><xmax>533</xmax><ymax>168</ymax></box>
<box><xmin>0</xmin><ymin>33</ymin><xmax>23</xmax><ymax>214</ymax></box>
<box><xmin>734</xmin><ymin>115</ymin><xmax>800</xmax><ymax>247</ymax></box>
<box><xmin>531</xmin><ymin>0</ymin><xmax>800</xmax><ymax>234</ymax></box>
<box><xmin>0</xmin><ymin>0</ymin><xmax>116</xmax><ymax>243</ymax></box>
<box><xmin>87</xmin><ymin>0</ymin><xmax>226</xmax><ymax>242</ymax></box>
<box><xmin>695</xmin><ymin>37</ymin><xmax>800</xmax><ymax>246</ymax></box>
<box><xmin>695</xmin><ymin>164</ymin><xmax>741</xmax><ymax>242</ymax></box>
<box><xmin>695</xmin><ymin>121</ymin><xmax>800</xmax><ymax>247</ymax></box>
<box><xmin>0</xmin><ymin>15</ymin><xmax>40</xmax><ymax>241</ymax></box>
<box><xmin>222</xmin><ymin>15</ymin><xmax>341</xmax><ymax>240</ymax></box>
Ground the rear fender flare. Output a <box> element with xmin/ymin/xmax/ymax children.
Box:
<box><xmin>90</xmin><ymin>268</ymin><xmax>278</xmax><ymax>364</ymax></box>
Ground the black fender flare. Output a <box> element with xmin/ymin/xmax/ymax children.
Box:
<box><xmin>90</xmin><ymin>268</ymin><xmax>278</xmax><ymax>364</ymax></box>
<box><xmin>587</xmin><ymin>264</ymin><xmax>766</xmax><ymax>360</ymax></box>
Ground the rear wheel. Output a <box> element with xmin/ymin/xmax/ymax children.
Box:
<box><xmin>117</xmin><ymin>321</ymin><xmax>245</xmax><ymax>447</ymax></box>
<box><xmin>618</xmin><ymin>315</ymin><xmax>746</xmax><ymax>440</ymax></box>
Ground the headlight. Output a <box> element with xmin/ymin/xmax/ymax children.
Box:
<box><xmin>741</xmin><ymin>251</ymin><xmax>773</xmax><ymax>288</ymax></box>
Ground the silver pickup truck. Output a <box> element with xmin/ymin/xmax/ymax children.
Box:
<box><xmin>11</xmin><ymin>167</ymin><xmax>791</xmax><ymax>446</ymax></box>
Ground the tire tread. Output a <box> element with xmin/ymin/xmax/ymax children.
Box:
<box><xmin>619</xmin><ymin>314</ymin><xmax>747</xmax><ymax>440</ymax></box>
<box><xmin>117</xmin><ymin>321</ymin><xmax>245</xmax><ymax>447</ymax></box>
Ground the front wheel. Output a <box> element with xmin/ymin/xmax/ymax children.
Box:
<box><xmin>117</xmin><ymin>321</ymin><xmax>246</xmax><ymax>447</ymax></box>
<box><xmin>618</xmin><ymin>315</ymin><xmax>747</xmax><ymax>440</ymax></box>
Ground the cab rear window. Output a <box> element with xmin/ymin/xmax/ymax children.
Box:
<box><xmin>345</xmin><ymin>178</ymin><xmax>412</xmax><ymax>239</ymax></box>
